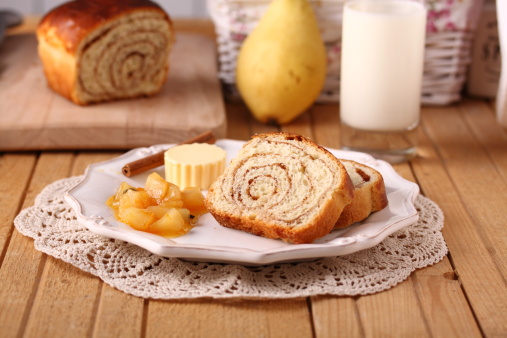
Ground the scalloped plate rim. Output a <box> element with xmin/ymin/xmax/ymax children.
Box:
<box><xmin>64</xmin><ymin>139</ymin><xmax>420</xmax><ymax>265</ymax></box>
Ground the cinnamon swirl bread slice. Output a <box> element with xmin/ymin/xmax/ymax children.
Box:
<box><xmin>36</xmin><ymin>0</ymin><xmax>174</xmax><ymax>105</ymax></box>
<box><xmin>334</xmin><ymin>160</ymin><xmax>388</xmax><ymax>229</ymax></box>
<box><xmin>205</xmin><ymin>132</ymin><xmax>354</xmax><ymax>244</ymax></box>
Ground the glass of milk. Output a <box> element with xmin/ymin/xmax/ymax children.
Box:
<box><xmin>340</xmin><ymin>0</ymin><xmax>427</xmax><ymax>163</ymax></box>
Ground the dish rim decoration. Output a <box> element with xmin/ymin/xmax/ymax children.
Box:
<box><xmin>64</xmin><ymin>139</ymin><xmax>420</xmax><ymax>265</ymax></box>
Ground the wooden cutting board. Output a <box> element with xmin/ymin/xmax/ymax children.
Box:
<box><xmin>0</xmin><ymin>33</ymin><xmax>227</xmax><ymax>151</ymax></box>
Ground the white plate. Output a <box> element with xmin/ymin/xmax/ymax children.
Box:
<box><xmin>64</xmin><ymin>139</ymin><xmax>420</xmax><ymax>265</ymax></box>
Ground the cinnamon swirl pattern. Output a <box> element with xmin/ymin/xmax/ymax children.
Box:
<box><xmin>205</xmin><ymin>132</ymin><xmax>354</xmax><ymax>244</ymax></box>
<box><xmin>36</xmin><ymin>0</ymin><xmax>174</xmax><ymax>105</ymax></box>
<box><xmin>335</xmin><ymin>160</ymin><xmax>388</xmax><ymax>229</ymax></box>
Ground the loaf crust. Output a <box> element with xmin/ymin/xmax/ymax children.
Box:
<box><xmin>36</xmin><ymin>0</ymin><xmax>174</xmax><ymax>105</ymax></box>
<box><xmin>205</xmin><ymin>132</ymin><xmax>354</xmax><ymax>244</ymax></box>
<box><xmin>334</xmin><ymin>159</ymin><xmax>388</xmax><ymax>229</ymax></box>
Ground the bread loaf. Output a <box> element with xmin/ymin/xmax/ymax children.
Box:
<box><xmin>36</xmin><ymin>0</ymin><xmax>174</xmax><ymax>105</ymax></box>
<box><xmin>205</xmin><ymin>132</ymin><xmax>354</xmax><ymax>244</ymax></box>
<box><xmin>335</xmin><ymin>159</ymin><xmax>388</xmax><ymax>228</ymax></box>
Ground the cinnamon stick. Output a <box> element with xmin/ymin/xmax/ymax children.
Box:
<box><xmin>122</xmin><ymin>131</ymin><xmax>216</xmax><ymax>177</ymax></box>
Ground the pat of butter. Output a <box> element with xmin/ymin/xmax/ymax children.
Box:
<box><xmin>164</xmin><ymin>143</ymin><xmax>226</xmax><ymax>190</ymax></box>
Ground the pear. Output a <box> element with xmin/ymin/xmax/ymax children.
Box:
<box><xmin>236</xmin><ymin>0</ymin><xmax>327</xmax><ymax>124</ymax></box>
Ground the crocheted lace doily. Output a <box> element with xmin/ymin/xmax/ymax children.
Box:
<box><xmin>14</xmin><ymin>176</ymin><xmax>447</xmax><ymax>299</ymax></box>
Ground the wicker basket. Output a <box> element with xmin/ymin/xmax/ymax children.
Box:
<box><xmin>207</xmin><ymin>0</ymin><xmax>484</xmax><ymax>105</ymax></box>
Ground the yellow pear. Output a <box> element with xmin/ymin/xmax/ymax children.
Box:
<box><xmin>236</xmin><ymin>0</ymin><xmax>327</xmax><ymax>124</ymax></box>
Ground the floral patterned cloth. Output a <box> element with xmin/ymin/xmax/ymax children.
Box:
<box><xmin>426</xmin><ymin>0</ymin><xmax>483</xmax><ymax>32</ymax></box>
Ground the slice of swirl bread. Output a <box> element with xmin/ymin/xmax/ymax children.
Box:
<box><xmin>36</xmin><ymin>0</ymin><xmax>174</xmax><ymax>105</ymax></box>
<box><xmin>205</xmin><ymin>132</ymin><xmax>354</xmax><ymax>244</ymax></box>
<box><xmin>334</xmin><ymin>159</ymin><xmax>388</xmax><ymax>229</ymax></box>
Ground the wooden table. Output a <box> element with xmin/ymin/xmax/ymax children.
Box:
<box><xmin>1</xmin><ymin>18</ymin><xmax>506</xmax><ymax>338</ymax></box>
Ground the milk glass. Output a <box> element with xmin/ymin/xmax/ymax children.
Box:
<box><xmin>340</xmin><ymin>0</ymin><xmax>427</xmax><ymax>163</ymax></box>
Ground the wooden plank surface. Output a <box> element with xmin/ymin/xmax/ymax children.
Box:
<box><xmin>417</xmin><ymin>103</ymin><xmax>507</xmax><ymax>337</ymax></box>
<box><xmin>393</xmin><ymin>164</ymin><xmax>482</xmax><ymax>338</ymax></box>
<box><xmin>0</xmin><ymin>152</ymin><xmax>74</xmax><ymax>337</ymax></box>
<box><xmin>147</xmin><ymin>299</ymin><xmax>313</xmax><ymax>337</ymax></box>
<box><xmin>0</xmin><ymin>33</ymin><xmax>226</xmax><ymax>151</ymax></box>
